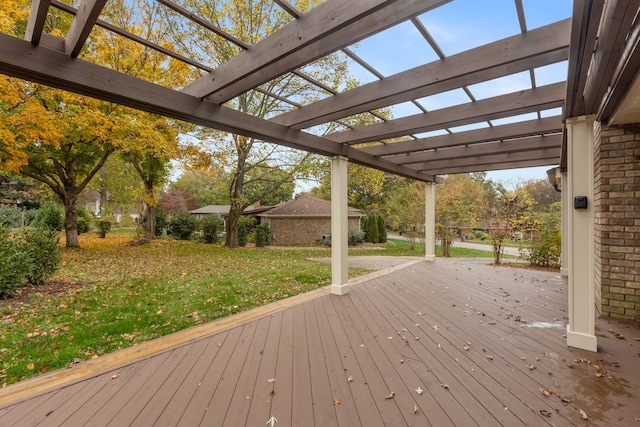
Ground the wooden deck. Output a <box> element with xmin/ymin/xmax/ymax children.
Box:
<box><xmin>1</xmin><ymin>258</ymin><xmax>639</xmax><ymax>426</ymax></box>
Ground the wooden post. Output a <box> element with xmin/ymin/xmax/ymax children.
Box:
<box><xmin>425</xmin><ymin>182</ymin><xmax>436</xmax><ymax>262</ymax></box>
<box><xmin>331</xmin><ymin>156</ymin><xmax>349</xmax><ymax>295</ymax></box>
<box><xmin>565</xmin><ymin>115</ymin><xmax>597</xmax><ymax>352</ymax></box>
<box><xmin>560</xmin><ymin>171</ymin><xmax>568</xmax><ymax>277</ymax></box>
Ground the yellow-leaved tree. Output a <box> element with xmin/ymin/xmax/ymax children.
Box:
<box><xmin>161</xmin><ymin>0</ymin><xmax>355</xmax><ymax>247</ymax></box>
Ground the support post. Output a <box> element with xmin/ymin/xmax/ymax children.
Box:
<box><xmin>560</xmin><ymin>171</ymin><xmax>568</xmax><ymax>277</ymax></box>
<box><xmin>331</xmin><ymin>156</ymin><xmax>349</xmax><ymax>295</ymax></box>
<box><xmin>425</xmin><ymin>182</ymin><xmax>436</xmax><ymax>262</ymax></box>
<box><xmin>565</xmin><ymin>115</ymin><xmax>597</xmax><ymax>352</ymax></box>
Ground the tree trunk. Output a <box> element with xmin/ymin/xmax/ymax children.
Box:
<box><xmin>99</xmin><ymin>163</ymin><xmax>108</xmax><ymax>215</ymax></box>
<box><xmin>143</xmin><ymin>180</ymin><xmax>155</xmax><ymax>240</ymax></box>
<box><xmin>225</xmin><ymin>136</ymin><xmax>248</xmax><ymax>249</ymax></box>
<box><xmin>225</xmin><ymin>207</ymin><xmax>241</xmax><ymax>248</ymax></box>
<box><xmin>63</xmin><ymin>194</ymin><xmax>79</xmax><ymax>248</ymax></box>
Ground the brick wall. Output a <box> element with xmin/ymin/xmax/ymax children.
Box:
<box><xmin>265</xmin><ymin>217</ymin><xmax>361</xmax><ymax>245</ymax></box>
<box><xmin>594</xmin><ymin>122</ymin><xmax>640</xmax><ymax>321</ymax></box>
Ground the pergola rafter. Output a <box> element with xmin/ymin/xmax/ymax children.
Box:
<box><xmin>0</xmin><ymin>0</ymin><xmax>577</xmax><ymax>181</ymax></box>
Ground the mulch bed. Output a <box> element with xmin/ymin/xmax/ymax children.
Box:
<box><xmin>0</xmin><ymin>279</ymin><xmax>85</xmax><ymax>307</ymax></box>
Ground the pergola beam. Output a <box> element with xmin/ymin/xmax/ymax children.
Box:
<box><xmin>64</xmin><ymin>0</ymin><xmax>109</xmax><ymax>57</ymax></box>
<box><xmin>24</xmin><ymin>0</ymin><xmax>51</xmax><ymax>45</ymax></box>
<box><xmin>583</xmin><ymin>0</ymin><xmax>639</xmax><ymax>114</ymax></box>
<box><xmin>326</xmin><ymin>82</ymin><xmax>566</xmax><ymax>145</ymax></box>
<box><xmin>362</xmin><ymin>116</ymin><xmax>563</xmax><ymax>157</ymax></box>
<box><xmin>182</xmin><ymin>0</ymin><xmax>449</xmax><ymax>102</ymax></box>
<box><xmin>408</xmin><ymin>146</ymin><xmax>560</xmax><ymax>172</ymax></box>
<box><xmin>426</xmin><ymin>158</ymin><xmax>558</xmax><ymax>175</ymax></box>
<box><xmin>272</xmin><ymin>19</ymin><xmax>570</xmax><ymax>129</ymax></box>
<box><xmin>0</xmin><ymin>33</ymin><xmax>436</xmax><ymax>183</ymax></box>
<box><xmin>394</xmin><ymin>134</ymin><xmax>561</xmax><ymax>165</ymax></box>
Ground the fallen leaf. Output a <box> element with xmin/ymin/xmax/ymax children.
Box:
<box><xmin>487</xmin><ymin>320</ymin><xmax>497</xmax><ymax>325</ymax></box>
<box><xmin>486</xmin><ymin>355</ymin><xmax>494</xmax><ymax>360</ymax></box>
<box><xmin>527</xmin><ymin>364</ymin><xmax>536</xmax><ymax>370</ymax></box>
<box><xmin>347</xmin><ymin>375</ymin><xmax>354</xmax><ymax>382</ymax></box>
<box><xmin>463</xmin><ymin>345</ymin><xmax>470</xmax><ymax>351</ymax></box>
<box><xmin>111</xmin><ymin>374</ymin><xmax>119</xmax><ymax>380</ymax></box>
<box><xmin>384</xmin><ymin>392</ymin><xmax>395</xmax><ymax>399</ymax></box>
<box><xmin>539</xmin><ymin>409</ymin><xmax>552</xmax><ymax>417</ymax></box>
<box><xmin>414</xmin><ymin>405</ymin><xmax>420</xmax><ymax>415</ymax></box>
<box><xmin>26</xmin><ymin>363</ymin><xmax>35</xmax><ymax>371</ymax></box>
<box><xmin>333</xmin><ymin>398</ymin><xmax>341</xmax><ymax>405</ymax></box>
<box><xmin>415</xmin><ymin>386</ymin><xmax>423</xmax><ymax>395</ymax></box>
<box><xmin>441</xmin><ymin>383</ymin><xmax>450</xmax><ymax>390</ymax></box>
<box><xmin>432</xmin><ymin>325</ymin><xmax>439</xmax><ymax>331</ymax></box>
<box><xmin>268</xmin><ymin>378</ymin><xmax>276</xmax><ymax>383</ymax></box>
<box><xmin>579</xmin><ymin>408</ymin><xmax>588</xmax><ymax>420</ymax></box>
<box><xmin>539</xmin><ymin>388</ymin><xmax>555</xmax><ymax>397</ymax></box>
<box><xmin>615</xmin><ymin>334</ymin><xmax>625</xmax><ymax>340</ymax></box>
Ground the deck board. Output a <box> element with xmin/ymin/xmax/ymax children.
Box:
<box><xmin>1</xmin><ymin>258</ymin><xmax>639</xmax><ymax>426</ymax></box>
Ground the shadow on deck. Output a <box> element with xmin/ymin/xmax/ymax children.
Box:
<box><xmin>1</xmin><ymin>258</ymin><xmax>638</xmax><ymax>426</ymax></box>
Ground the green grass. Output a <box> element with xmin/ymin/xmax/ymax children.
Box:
<box><xmin>0</xmin><ymin>233</ymin><xmax>508</xmax><ymax>386</ymax></box>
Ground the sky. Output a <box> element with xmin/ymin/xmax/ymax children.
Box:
<box><xmin>339</xmin><ymin>0</ymin><xmax>574</xmax><ymax>187</ymax></box>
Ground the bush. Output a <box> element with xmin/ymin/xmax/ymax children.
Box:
<box><xmin>201</xmin><ymin>215</ymin><xmax>224</xmax><ymax>244</ymax></box>
<box><xmin>76</xmin><ymin>206</ymin><xmax>92</xmax><ymax>234</ymax></box>
<box><xmin>33</xmin><ymin>202</ymin><xmax>64</xmax><ymax>231</ymax></box>
<box><xmin>521</xmin><ymin>211</ymin><xmax>561</xmax><ymax>268</ymax></box>
<box><xmin>366</xmin><ymin>215</ymin><xmax>379</xmax><ymax>243</ymax></box>
<box><xmin>473</xmin><ymin>230</ymin><xmax>489</xmax><ymax>241</ymax></box>
<box><xmin>20</xmin><ymin>227</ymin><xmax>61</xmax><ymax>286</ymax></box>
<box><xmin>0</xmin><ymin>226</ymin><xmax>31</xmax><ymax>298</ymax></box>
<box><xmin>168</xmin><ymin>212</ymin><xmax>198</xmax><ymax>240</ymax></box>
<box><xmin>255</xmin><ymin>223</ymin><xmax>272</xmax><ymax>247</ymax></box>
<box><xmin>237</xmin><ymin>221</ymin><xmax>248</xmax><ymax>247</ymax></box>
<box><xmin>377</xmin><ymin>216</ymin><xmax>387</xmax><ymax>243</ymax></box>
<box><xmin>117</xmin><ymin>215</ymin><xmax>137</xmax><ymax>228</ymax></box>
<box><xmin>0</xmin><ymin>205</ymin><xmax>24</xmax><ymax>227</ymax></box>
<box><xmin>95</xmin><ymin>219</ymin><xmax>111</xmax><ymax>238</ymax></box>
<box><xmin>348</xmin><ymin>229</ymin><xmax>365</xmax><ymax>246</ymax></box>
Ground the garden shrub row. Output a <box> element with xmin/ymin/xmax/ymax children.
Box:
<box><xmin>362</xmin><ymin>215</ymin><xmax>387</xmax><ymax>243</ymax></box>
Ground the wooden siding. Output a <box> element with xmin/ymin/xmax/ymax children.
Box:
<box><xmin>1</xmin><ymin>259</ymin><xmax>639</xmax><ymax>426</ymax></box>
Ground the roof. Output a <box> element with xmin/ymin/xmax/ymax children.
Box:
<box><xmin>0</xmin><ymin>0</ymin><xmax>580</xmax><ymax>181</ymax></box>
<box><xmin>259</xmin><ymin>196</ymin><xmax>363</xmax><ymax>218</ymax></box>
<box><xmin>190</xmin><ymin>205</ymin><xmax>231</xmax><ymax>215</ymax></box>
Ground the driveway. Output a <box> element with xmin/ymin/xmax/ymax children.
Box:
<box><xmin>387</xmin><ymin>235</ymin><xmax>522</xmax><ymax>256</ymax></box>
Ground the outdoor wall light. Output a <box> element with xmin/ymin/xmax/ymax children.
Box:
<box><xmin>574</xmin><ymin>196</ymin><xmax>588</xmax><ymax>209</ymax></box>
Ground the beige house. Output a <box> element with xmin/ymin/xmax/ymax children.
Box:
<box><xmin>259</xmin><ymin>196</ymin><xmax>363</xmax><ymax>245</ymax></box>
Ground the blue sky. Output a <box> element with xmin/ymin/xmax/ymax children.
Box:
<box><xmin>343</xmin><ymin>0</ymin><xmax>573</xmax><ymax>186</ymax></box>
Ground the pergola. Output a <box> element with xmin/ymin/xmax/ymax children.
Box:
<box><xmin>1</xmin><ymin>0</ymin><xmax>638</xmax><ymax>352</ymax></box>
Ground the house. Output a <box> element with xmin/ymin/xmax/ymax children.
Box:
<box><xmin>189</xmin><ymin>205</ymin><xmax>234</xmax><ymax>220</ymax></box>
<box><xmin>258</xmin><ymin>196</ymin><xmax>364</xmax><ymax>245</ymax></box>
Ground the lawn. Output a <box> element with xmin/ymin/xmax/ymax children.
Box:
<box><xmin>0</xmin><ymin>233</ymin><xmax>495</xmax><ymax>386</ymax></box>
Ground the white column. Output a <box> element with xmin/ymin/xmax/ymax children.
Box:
<box><xmin>425</xmin><ymin>182</ymin><xmax>436</xmax><ymax>262</ymax></box>
<box><xmin>560</xmin><ymin>171</ymin><xmax>569</xmax><ymax>277</ymax></box>
<box><xmin>565</xmin><ymin>115</ymin><xmax>597</xmax><ymax>352</ymax></box>
<box><xmin>331</xmin><ymin>155</ymin><xmax>349</xmax><ymax>295</ymax></box>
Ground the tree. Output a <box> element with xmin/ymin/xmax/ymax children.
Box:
<box><xmin>483</xmin><ymin>187</ymin><xmax>534</xmax><ymax>264</ymax></box>
<box><xmin>435</xmin><ymin>174</ymin><xmax>485</xmax><ymax>257</ymax></box>
<box><xmin>173</xmin><ymin>169</ymin><xmax>231</xmax><ymax>207</ymax></box>
<box><xmin>162</xmin><ymin>0</ymin><xmax>353</xmax><ymax>248</ymax></box>
<box><xmin>386</xmin><ymin>179</ymin><xmax>425</xmax><ymax>251</ymax></box>
<box><xmin>0</xmin><ymin>0</ymin><xmax>185</xmax><ymax>247</ymax></box>
<box><xmin>159</xmin><ymin>188</ymin><xmax>200</xmax><ymax>214</ymax></box>
<box><xmin>521</xmin><ymin>178</ymin><xmax>561</xmax><ymax>214</ymax></box>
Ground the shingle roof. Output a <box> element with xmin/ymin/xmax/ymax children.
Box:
<box><xmin>259</xmin><ymin>196</ymin><xmax>363</xmax><ymax>217</ymax></box>
<box><xmin>190</xmin><ymin>205</ymin><xmax>231</xmax><ymax>215</ymax></box>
